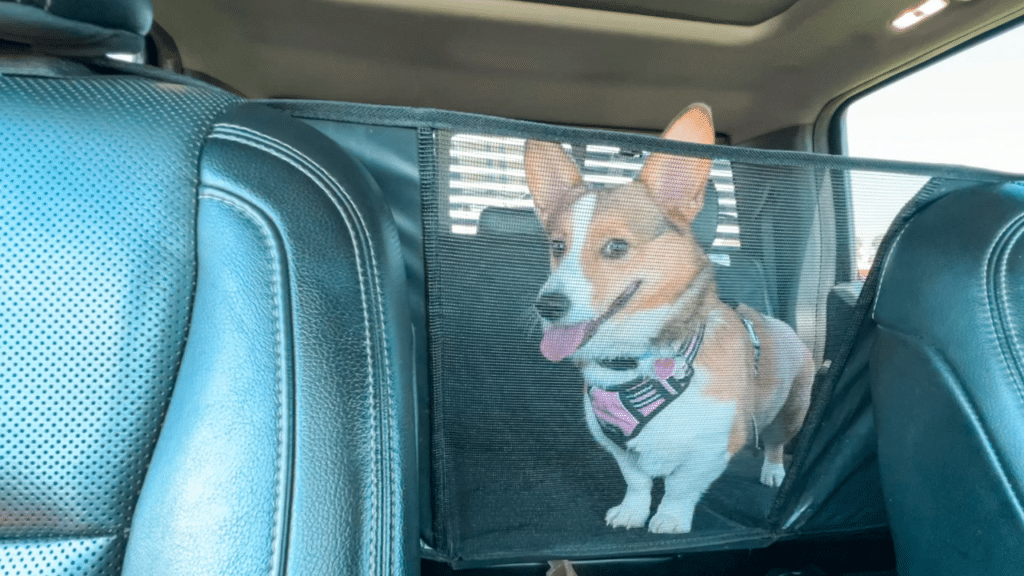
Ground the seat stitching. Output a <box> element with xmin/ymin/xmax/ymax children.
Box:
<box><xmin>996</xmin><ymin>216</ymin><xmax>1024</xmax><ymax>392</ymax></box>
<box><xmin>220</xmin><ymin>125</ymin><xmax>392</xmax><ymax>398</ymax></box>
<box><xmin>986</xmin><ymin>213</ymin><xmax>1024</xmax><ymax>405</ymax></box>
<box><xmin>199</xmin><ymin>191</ymin><xmax>289</xmax><ymax>576</ymax></box>
<box><xmin>209</xmin><ymin>125</ymin><xmax>384</xmax><ymax>392</ymax></box>
<box><xmin>209</xmin><ymin>124</ymin><xmax>391</xmax><ymax>574</ymax></box>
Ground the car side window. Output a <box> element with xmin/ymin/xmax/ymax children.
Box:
<box><xmin>843</xmin><ymin>22</ymin><xmax>1024</xmax><ymax>278</ymax></box>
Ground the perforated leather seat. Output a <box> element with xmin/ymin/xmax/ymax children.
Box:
<box><xmin>0</xmin><ymin>1</ymin><xmax>416</xmax><ymax>575</ymax></box>
<box><xmin>871</xmin><ymin>181</ymin><xmax>1024</xmax><ymax>576</ymax></box>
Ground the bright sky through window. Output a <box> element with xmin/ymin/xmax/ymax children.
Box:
<box><xmin>845</xmin><ymin>22</ymin><xmax>1024</xmax><ymax>276</ymax></box>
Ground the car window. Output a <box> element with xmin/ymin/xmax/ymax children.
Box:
<box><xmin>843</xmin><ymin>21</ymin><xmax>1024</xmax><ymax>278</ymax></box>
<box><xmin>447</xmin><ymin>135</ymin><xmax>741</xmax><ymax>261</ymax></box>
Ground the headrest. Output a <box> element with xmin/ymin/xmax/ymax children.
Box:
<box><xmin>0</xmin><ymin>0</ymin><xmax>152</xmax><ymax>56</ymax></box>
<box><xmin>478</xmin><ymin>207</ymin><xmax>546</xmax><ymax>239</ymax></box>
<box><xmin>692</xmin><ymin>180</ymin><xmax>720</xmax><ymax>250</ymax></box>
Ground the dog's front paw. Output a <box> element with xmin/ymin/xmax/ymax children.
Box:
<box><xmin>647</xmin><ymin>510</ymin><xmax>693</xmax><ymax>534</ymax></box>
<box><xmin>605</xmin><ymin>502</ymin><xmax>650</xmax><ymax>529</ymax></box>
<box><xmin>760</xmin><ymin>461</ymin><xmax>786</xmax><ymax>487</ymax></box>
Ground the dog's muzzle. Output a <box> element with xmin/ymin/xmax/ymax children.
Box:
<box><xmin>539</xmin><ymin>280</ymin><xmax>641</xmax><ymax>362</ymax></box>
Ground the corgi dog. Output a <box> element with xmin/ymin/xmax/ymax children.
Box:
<box><xmin>526</xmin><ymin>104</ymin><xmax>815</xmax><ymax>534</ymax></box>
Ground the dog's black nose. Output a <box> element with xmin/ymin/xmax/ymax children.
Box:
<box><xmin>536</xmin><ymin>292</ymin><xmax>570</xmax><ymax>321</ymax></box>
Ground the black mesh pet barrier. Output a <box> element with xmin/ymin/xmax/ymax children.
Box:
<box><xmin>269</xmin><ymin>101</ymin><xmax>1022</xmax><ymax>567</ymax></box>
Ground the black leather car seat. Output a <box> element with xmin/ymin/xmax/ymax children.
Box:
<box><xmin>0</xmin><ymin>1</ymin><xmax>416</xmax><ymax>575</ymax></box>
<box><xmin>871</xmin><ymin>181</ymin><xmax>1024</xmax><ymax>575</ymax></box>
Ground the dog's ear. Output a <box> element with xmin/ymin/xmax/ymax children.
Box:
<box><xmin>524</xmin><ymin>140</ymin><xmax>584</xmax><ymax>228</ymax></box>
<box><xmin>639</xmin><ymin>103</ymin><xmax>715</xmax><ymax>227</ymax></box>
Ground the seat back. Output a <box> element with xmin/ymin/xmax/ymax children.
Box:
<box><xmin>0</xmin><ymin>20</ymin><xmax>235</xmax><ymax>576</ymax></box>
<box><xmin>871</xmin><ymin>181</ymin><xmax>1024</xmax><ymax>576</ymax></box>
<box><xmin>0</xmin><ymin>3</ymin><xmax>417</xmax><ymax>575</ymax></box>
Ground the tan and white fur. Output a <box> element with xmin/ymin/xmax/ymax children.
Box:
<box><xmin>527</xmin><ymin>104</ymin><xmax>815</xmax><ymax>534</ymax></box>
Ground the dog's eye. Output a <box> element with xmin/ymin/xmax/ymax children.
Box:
<box><xmin>603</xmin><ymin>239</ymin><xmax>629</xmax><ymax>259</ymax></box>
<box><xmin>551</xmin><ymin>239</ymin><xmax>566</xmax><ymax>259</ymax></box>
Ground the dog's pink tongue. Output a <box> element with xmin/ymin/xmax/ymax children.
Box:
<box><xmin>541</xmin><ymin>323</ymin><xmax>588</xmax><ymax>362</ymax></box>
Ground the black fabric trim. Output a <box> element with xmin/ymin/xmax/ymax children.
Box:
<box><xmin>419</xmin><ymin>126</ymin><xmax>451</xmax><ymax>555</ymax></box>
<box><xmin>765</xmin><ymin>177</ymin><xmax>982</xmax><ymax>528</ymax></box>
<box><xmin>416</xmin><ymin>124</ymin><xmax>442</xmax><ymax>552</ymax></box>
<box><xmin>263</xmin><ymin>100</ymin><xmax>1024</xmax><ymax>183</ymax></box>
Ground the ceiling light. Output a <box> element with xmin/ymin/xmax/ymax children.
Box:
<box><xmin>892</xmin><ymin>0</ymin><xmax>949</xmax><ymax>30</ymax></box>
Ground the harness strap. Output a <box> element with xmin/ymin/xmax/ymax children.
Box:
<box><xmin>740</xmin><ymin>315</ymin><xmax>761</xmax><ymax>375</ymax></box>
<box><xmin>589</xmin><ymin>325</ymin><xmax>705</xmax><ymax>449</ymax></box>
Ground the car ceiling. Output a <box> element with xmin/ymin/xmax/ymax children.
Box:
<box><xmin>152</xmin><ymin>0</ymin><xmax>1024</xmax><ymax>144</ymax></box>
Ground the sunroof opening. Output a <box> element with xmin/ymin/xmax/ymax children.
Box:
<box><xmin>517</xmin><ymin>0</ymin><xmax>799</xmax><ymax>25</ymax></box>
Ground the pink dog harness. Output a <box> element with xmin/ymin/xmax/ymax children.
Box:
<box><xmin>589</xmin><ymin>325</ymin><xmax>705</xmax><ymax>449</ymax></box>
